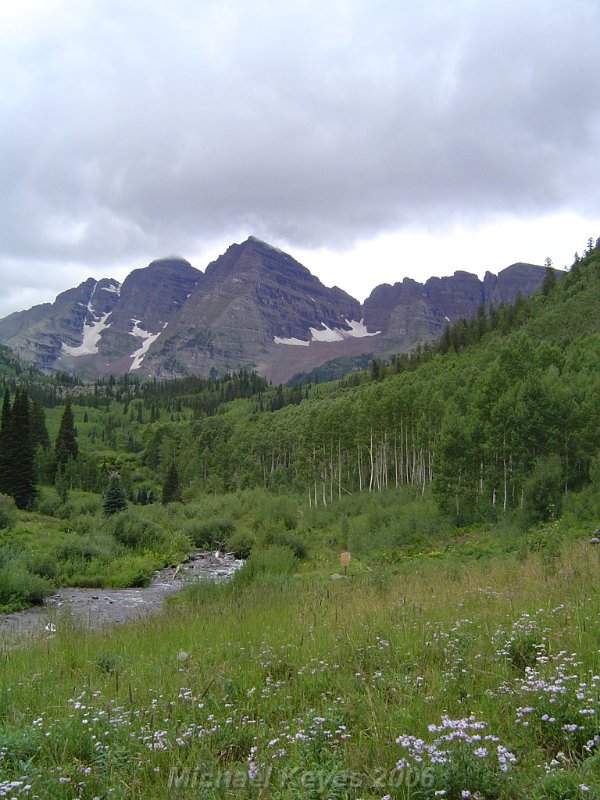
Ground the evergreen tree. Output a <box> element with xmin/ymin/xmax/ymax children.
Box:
<box><xmin>103</xmin><ymin>472</ymin><xmax>128</xmax><ymax>515</ymax></box>
<box><xmin>162</xmin><ymin>460</ymin><xmax>182</xmax><ymax>504</ymax></box>
<box><xmin>542</xmin><ymin>266</ymin><xmax>557</xmax><ymax>297</ymax></box>
<box><xmin>0</xmin><ymin>388</ymin><xmax>11</xmax><ymax>496</ymax></box>
<box><xmin>439</xmin><ymin>322</ymin><xmax>452</xmax><ymax>354</ymax></box>
<box><xmin>9</xmin><ymin>388</ymin><xmax>36</xmax><ymax>509</ymax></box>
<box><xmin>55</xmin><ymin>400</ymin><xmax>78</xmax><ymax>470</ymax></box>
<box><xmin>136</xmin><ymin>486</ymin><xmax>148</xmax><ymax>505</ymax></box>
<box><xmin>475</xmin><ymin>304</ymin><xmax>487</xmax><ymax>340</ymax></box>
<box><xmin>30</xmin><ymin>400</ymin><xmax>50</xmax><ymax>450</ymax></box>
<box><xmin>55</xmin><ymin>467</ymin><xmax>70</xmax><ymax>504</ymax></box>
<box><xmin>370</xmin><ymin>358</ymin><xmax>382</xmax><ymax>380</ymax></box>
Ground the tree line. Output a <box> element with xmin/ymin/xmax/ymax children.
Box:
<box><xmin>0</xmin><ymin>389</ymin><xmax>78</xmax><ymax>509</ymax></box>
<box><xmin>138</xmin><ymin>241</ymin><xmax>600</xmax><ymax>523</ymax></box>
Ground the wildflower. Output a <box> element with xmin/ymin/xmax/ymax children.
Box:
<box><xmin>247</xmin><ymin>746</ymin><xmax>259</xmax><ymax>781</ymax></box>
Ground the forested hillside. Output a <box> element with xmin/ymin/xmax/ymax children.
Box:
<box><xmin>2</xmin><ymin>242</ymin><xmax>599</xmax><ymax>528</ymax></box>
<box><xmin>126</xmin><ymin>241</ymin><xmax>599</xmax><ymax>526</ymax></box>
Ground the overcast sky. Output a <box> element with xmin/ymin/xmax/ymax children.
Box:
<box><xmin>1</xmin><ymin>0</ymin><xmax>599</xmax><ymax>318</ymax></box>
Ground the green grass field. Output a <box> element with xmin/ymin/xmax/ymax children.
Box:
<box><xmin>2</xmin><ymin>532</ymin><xmax>599</xmax><ymax>799</ymax></box>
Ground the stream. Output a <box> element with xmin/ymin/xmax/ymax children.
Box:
<box><xmin>0</xmin><ymin>550</ymin><xmax>243</xmax><ymax>638</ymax></box>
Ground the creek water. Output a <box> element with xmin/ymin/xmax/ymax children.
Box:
<box><xmin>0</xmin><ymin>550</ymin><xmax>243</xmax><ymax>638</ymax></box>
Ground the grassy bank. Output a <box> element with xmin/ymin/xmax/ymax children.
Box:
<box><xmin>1</xmin><ymin>539</ymin><xmax>599</xmax><ymax>799</ymax></box>
<box><xmin>2</xmin><ymin>479</ymin><xmax>588</xmax><ymax>613</ymax></box>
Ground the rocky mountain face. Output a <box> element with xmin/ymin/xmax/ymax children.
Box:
<box><xmin>0</xmin><ymin>238</ymin><xmax>552</xmax><ymax>383</ymax></box>
<box><xmin>361</xmin><ymin>262</ymin><xmax>552</xmax><ymax>352</ymax></box>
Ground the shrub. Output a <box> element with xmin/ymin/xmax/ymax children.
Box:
<box><xmin>262</xmin><ymin>529</ymin><xmax>308</xmax><ymax>559</ymax></box>
<box><xmin>521</xmin><ymin>454</ymin><xmax>563</xmax><ymax>527</ymax></box>
<box><xmin>250</xmin><ymin>495</ymin><xmax>298</xmax><ymax>534</ymax></box>
<box><xmin>0</xmin><ymin>493</ymin><xmax>17</xmax><ymax>530</ymax></box>
<box><xmin>105</xmin><ymin>553</ymin><xmax>160</xmax><ymax>587</ymax></box>
<box><xmin>54</xmin><ymin>532</ymin><xmax>121</xmax><ymax>565</ymax></box>
<box><xmin>226</xmin><ymin>531</ymin><xmax>255</xmax><ymax>559</ymax></box>
<box><xmin>25</xmin><ymin>551</ymin><xmax>59</xmax><ymax>580</ymax></box>
<box><xmin>111</xmin><ymin>512</ymin><xmax>165</xmax><ymax>550</ymax></box>
<box><xmin>233</xmin><ymin>544</ymin><xmax>298</xmax><ymax>587</ymax></box>
<box><xmin>521</xmin><ymin>521</ymin><xmax>564</xmax><ymax>576</ymax></box>
<box><xmin>35</xmin><ymin>488</ymin><xmax>61</xmax><ymax>517</ymax></box>
<box><xmin>183</xmin><ymin>516</ymin><xmax>236</xmax><ymax>548</ymax></box>
<box><xmin>71</xmin><ymin>494</ymin><xmax>102</xmax><ymax>515</ymax></box>
<box><xmin>0</xmin><ymin>560</ymin><xmax>54</xmax><ymax>610</ymax></box>
<box><xmin>71</xmin><ymin>513</ymin><xmax>102</xmax><ymax>536</ymax></box>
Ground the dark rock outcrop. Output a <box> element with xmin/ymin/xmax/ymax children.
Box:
<box><xmin>362</xmin><ymin>262</ymin><xmax>554</xmax><ymax>348</ymax></box>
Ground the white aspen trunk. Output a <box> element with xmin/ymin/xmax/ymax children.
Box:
<box><xmin>382</xmin><ymin>432</ymin><xmax>388</xmax><ymax>489</ymax></box>
<box><xmin>338</xmin><ymin>440</ymin><xmax>342</xmax><ymax>500</ymax></box>
<box><xmin>503</xmin><ymin>433</ymin><xmax>508</xmax><ymax>513</ymax></box>
<box><xmin>357</xmin><ymin>444</ymin><xmax>363</xmax><ymax>492</ymax></box>
<box><xmin>368</xmin><ymin>429</ymin><xmax>374</xmax><ymax>492</ymax></box>
<box><xmin>564</xmin><ymin>433</ymin><xmax>569</xmax><ymax>495</ymax></box>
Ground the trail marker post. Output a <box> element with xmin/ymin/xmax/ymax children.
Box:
<box><xmin>340</xmin><ymin>551</ymin><xmax>351</xmax><ymax>576</ymax></box>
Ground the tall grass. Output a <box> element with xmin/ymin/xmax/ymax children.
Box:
<box><xmin>1</xmin><ymin>540</ymin><xmax>599</xmax><ymax>798</ymax></box>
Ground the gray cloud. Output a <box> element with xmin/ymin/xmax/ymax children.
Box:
<box><xmin>1</xmin><ymin>0</ymin><xmax>599</xmax><ymax>316</ymax></box>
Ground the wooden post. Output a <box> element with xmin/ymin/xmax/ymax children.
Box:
<box><xmin>340</xmin><ymin>551</ymin><xmax>351</xmax><ymax>576</ymax></box>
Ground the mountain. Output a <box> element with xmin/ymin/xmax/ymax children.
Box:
<box><xmin>0</xmin><ymin>237</ymin><xmax>553</xmax><ymax>382</ymax></box>
<box><xmin>361</xmin><ymin>262</ymin><xmax>550</xmax><ymax>352</ymax></box>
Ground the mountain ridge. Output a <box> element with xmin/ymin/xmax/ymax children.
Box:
<box><xmin>0</xmin><ymin>237</ymin><xmax>552</xmax><ymax>382</ymax></box>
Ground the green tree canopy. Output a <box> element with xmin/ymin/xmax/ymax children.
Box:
<box><xmin>103</xmin><ymin>472</ymin><xmax>128</xmax><ymax>515</ymax></box>
<box><xmin>162</xmin><ymin>460</ymin><xmax>182</xmax><ymax>505</ymax></box>
<box><xmin>8</xmin><ymin>388</ymin><xmax>36</xmax><ymax>509</ymax></box>
<box><xmin>0</xmin><ymin>388</ymin><xmax>11</xmax><ymax>496</ymax></box>
<box><xmin>30</xmin><ymin>400</ymin><xmax>50</xmax><ymax>451</ymax></box>
<box><xmin>55</xmin><ymin>400</ymin><xmax>78</xmax><ymax>470</ymax></box>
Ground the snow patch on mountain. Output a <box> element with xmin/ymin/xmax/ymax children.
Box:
<box><xmin>273</xmin><ymin>336</ymin><xmax>310</xmax><ymax>347</ymax></box>
<box><xmin>343</xmin><ymin>319</ymin><xmax>380</xmax><ymax>338</ymax></box>
<box><xmin>62</xmin><ymin>309</ymin><xmax>112</xmax><ymax>356</ymax></box>
<box><xmin>310</xmin><ymin>324</ymin><xmax>344</xmax><ymax>343</ymax></box>
<box><xmin>274</xmin><ymin>319</ymin><xmax>379</xmax><ymax>347</ymax></box>
<box><xmin>129</xmin><ymin>320</ymin><xmax>168</xmax><ymax>371</ymax></box>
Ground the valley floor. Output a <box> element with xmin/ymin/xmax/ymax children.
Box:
<box><xmin>1</xmin><ymin>540</ymin><xmax>599</xmax><ymax>799</ymax></box>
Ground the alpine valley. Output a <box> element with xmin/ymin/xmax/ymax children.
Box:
<box><xmin>0</xmin><ymin>236</ymin><xmax>551</xmax><ymax>383</ymax></box>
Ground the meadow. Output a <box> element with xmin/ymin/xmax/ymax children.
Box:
<box><xmin>1</xmin><ymin>498</ymin><xmax>599</xmax><ymax>799</ymax></box>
